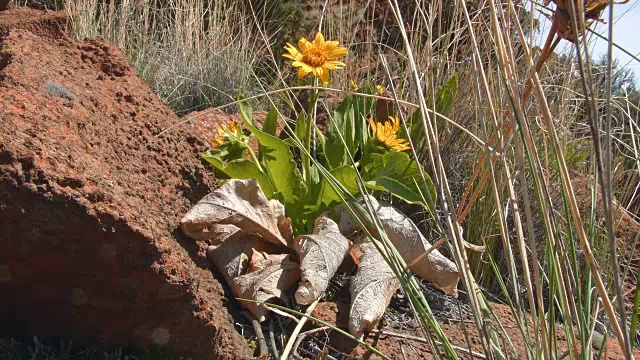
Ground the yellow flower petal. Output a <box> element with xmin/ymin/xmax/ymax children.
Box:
<box><xmin>327</xmin><ymin>46</ymin><xmax>348</xmax><ymax>58</ymax></box>
<box><xmin>291</xmin><ymin>60</ymin><xmax>306</xmax><ymax>68</ymax></box>
<box><xmin>324</xmin><ymin>40</ymin><xmax>340</xmax><ymax>50</ymax></box>
<box><xmin>369</xmin><ymin>116</ymin><xmax>411</xmax><ymax>151</ymax></box>
<box><xmin>316</xmin><ymin>67</ymin><xmax>330</xmax><ymax>84</ymax></box>
<box><xmin>298</xmin><ymin>66</ymin><xmax>312</xmax><ymax>79</ymax></box>
<box><xmin>314</xmin><ymin>32</ymin><xmax>325</xmax><ymax>46</ymax></box>
<box><xmin>325</xmin><ymin>60</ymin><xmax>346</xmax><ymax>68</ymax></box>
<box><xmin>298</xmin><ymin>38</ymin><xmax>310</xmax><ymax>52</ymax></box>
<box><xmin>283</xmin><ymin>43</ymin><xmax>301</xmax><ymax>60</ymax></box>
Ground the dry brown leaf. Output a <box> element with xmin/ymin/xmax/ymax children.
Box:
<box><xmin>180</xmin><ymin>179</ymin><xmax>292</xmax><ymax>246</ymax></box>
<box><xmin>349</xmin><ymin>242</ymin><xmax>400</xmax><ymax>338</ymax></box>
<box><xmin>293</xmin><ymin>216</ymin><xmax>350</xmax><ymax>305</ymax></box>
<box><xmin>339</xmin><ymin>196</ymin><xmax>460</xmax><ymax>296</ymax></box>
<box><xmin>232</xmin><ymin>253</ymin><xmax>301</xmax><ymax>322</ymax></box>
<box><xmin>348</xmin><ymin>243</ymin><xmax>362</xmax><ymax>266</ymax></box>
<box><xmin>206</xmin><ymin>230</ymin><xmax>274</xmax><ymax>285</ymax></box>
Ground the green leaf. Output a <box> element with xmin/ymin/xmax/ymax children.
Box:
<box><xmin>262</xmin><ymin>106</ymin><xmax>279</xmax><ymax>136</ymax></box>
<box><xmin>201</xmin><ymin>151</ymin><xmax>275</xmax><ymax>197</ymax></box>
<box><xmin>323</xmin><ymin>131</ymin><xmax>348</xmax><ymax>169</ymax></box>
<box><xmin>237</xmin><ymin>97</ymin><xmax>307</xmax><ymax>208</ymax></box>
<box><xmin>362</xmin><ymin>152</ymin><xmax>437</xmax><ymax>213</ymax></box>
<box><xmin>324</xmin><ymin>97</ymin><xmax>355</xmax><ymax>169</ymax></box>
<box><xmin>318</xmin><ymin>165</ymin><xmax>359</xmax><ymax>207</ymax></box>
<box><xmin>435</xmin><ymin>73</ymin><xmax>458</xmax><ymax>116</ymax></box>
<box><xmin>294</xmin><ymin>110</ymin><xmax>307</xmax><ymax>147</ymax></box>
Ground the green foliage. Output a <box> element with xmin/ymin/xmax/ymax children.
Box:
<box><xmin>201</xmin><ymin>153</ymin><xmax>276</xmax><ymax>197</ymax></box>
<box><xmin>435</xmin><ymin>73</ymin><xmax>458</xmax><ymax>115</ymax></box>
<box><xmin>202</xmin><ymin>90</ymin><xmax>439</xmax><ymax>236</ymax></box>
<box><xmin>362</xmin><ymin>151</ymin><xmax>437</xmax><ymax>213</ymax></box>
<box><xmin>238</xmin><ymin>96</ymin><xmax>307</xmax><ymax>209</ymax></box>
<box><xmin>410</xmin><ymin>73</ymin><xmax>459</xmax><ymax>161</ymax></box>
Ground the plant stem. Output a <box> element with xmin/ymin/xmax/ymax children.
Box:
<box><xmin>303</xmin><ymin>84</ymin><xmax>320</xmax><ymax>183</ymax></box>
<box><xmin>280</xmin><ymin>298</ymin><xmax>320</xmax><ymax>360</ymax></box>
<box><xmin>246</xmin><ymin>145</ymin><xmax>263</xmax><ymax>172</ymax></box>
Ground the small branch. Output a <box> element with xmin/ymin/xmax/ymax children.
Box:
<box><xmin>242</xmin><ymin>311</ymin><xmax>268</xmax><ymax>357</ymax></box>
<box><xmin>369</xmin><ymin>329</ymin><xmax>487</xmax><ymax>359</ymax></box>
<box><xmin>269</xmin><ymin>316</ymin><xmax>280</xmax><ymax>359</ymax></box>
<box><xmin>408</xmin><ymin>238</ymin><xmax>445</xmax><ymax>267</ymax></box>
<box><xmin>279</xmin><ymin>298</ymin><xmax>320</xmax><ymax>360</ymax></box>
<box><xmin>292</xmin><ymin>326</ymin><xmax>331</xmax><ymax>359</ymax></box>
<box><xmin>265</xmin><ymin>304</ymin><xmax>300</xmax><ymax>323</ymax></box>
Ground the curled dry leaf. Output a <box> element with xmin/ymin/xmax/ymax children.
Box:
<box><xmin>349</xmin><ymin>242</ymin><xmax>400</xmax><ymax>338</ymax></box>
<box><xmin>232</xmin><ymin>253</ymin><xmax>301</xmax><ymax>322</ymax></box>
<box><xmin>206</xmin><ymin>230</ymin><xmax>271</xmax><ymax>285</ymax></box>
<box><xmin>180</xmin><ymin>179</ymin><xmax>292</xmax><ymax>246</ymax></box>
<box><xmin>293</xmin><ymin>216</ymin><xmax>350</xmax><ymax>305</ymax></box>
<box><xmin>338</xmin><ymin>196</ymin><xmax>460</xmax><ymax>296</ymax></box>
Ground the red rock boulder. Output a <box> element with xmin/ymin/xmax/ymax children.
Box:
<box><xmin>0</xmin><ymin>8</ymin><xmax>251</xmax><ymax>359</ymax></box>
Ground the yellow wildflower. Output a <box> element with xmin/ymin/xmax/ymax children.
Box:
<box><xmin>212</xmin><ymin>121</ymin><xmax>242</xmax><ymax>146</ymax></box>
<box><xmin>350</xmin><ymin>80</ymin><xmax>358</xmax><ymax>91</ymax></box>
<box><xmin>369</xmin><ymin>116</ymin><xmax>411</xmax><ymax>151</ymax></box>
<box><xmin>375</xmin><ymin>84</ymin><xmax>385</xmax><ymax>95</ymax></box>
<box><xmin>282</xmin><ymin>32</ymin><xmax>347</xmax><ymax>84</ymax></box>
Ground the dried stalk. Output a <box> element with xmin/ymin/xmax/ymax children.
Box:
<box><xmin>279</xmin><ymin>298</ymin><xmax>320</xmax><ymax>360</ymax></box>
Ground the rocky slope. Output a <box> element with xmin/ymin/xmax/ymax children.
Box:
<box><xmin>0</xmin><ymin>7</ymin><xmax>251</xmax><ymax>359</ymax></box>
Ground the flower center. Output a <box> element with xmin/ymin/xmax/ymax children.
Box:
<box><xmin>302</xmin><ymin>48</ymin><xmax>328</xmax><ymax>67</ymax></box>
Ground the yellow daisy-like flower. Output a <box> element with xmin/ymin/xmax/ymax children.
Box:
<box><xmin>369</xmin><ymin>116</ymin><xmax>411</xmax><ymax>151</ymax></box>
<box><xmin>375</xmin><ymin>84</ymin><xmax>385</xmax><ymax>95</ymax></box>
<box><xmin>283</xmin><ymin>32</ymin><xmax>347</xmax><ymax>84</ymax></box>
<box><xmin>212</xmin><ymin>121</ymin><xmax>242</xmax><ymax>145</ymax></box>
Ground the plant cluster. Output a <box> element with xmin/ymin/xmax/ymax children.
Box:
<box><xmin>202</xmin><ymin>32</ymin><xmax>447</xmax><ymax>235</ymax></box>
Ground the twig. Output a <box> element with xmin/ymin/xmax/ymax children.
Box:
<box><xmin>265</xmin><ymin>304</ymin><xmax>300</xmax><ymax>323</ymax></box>
<box><xmin>445</xmin><ymin>318</ymin><xmax>517</xmax><ymax>329</ymax></box>
<box><xmin>279</xmin><ymin>298</ymin><xmax>320</xmax><ymax>360</ymax></box>
<box><xmin>292</xmin><ymin>326</ymin><xmax>331</xmax><ymax>358</ymax></box>
<box><xmin>407</xmin><ymin>238</ymin><xmax>445</xmax><ymax>267</ymax></box>
<box><xmin>269</xmin><ymin>316</ymin><xmax>280</xmax><ymax>359</ymax></box>
<box><xmin>369</xmin><ymin>329</ymin><xmax>487</xmax><ymax>359</ymax></box>
<box><xmin>242</xmin><ymin>311</ymin><xmax>268</xmax><ymax>357</ymax></box>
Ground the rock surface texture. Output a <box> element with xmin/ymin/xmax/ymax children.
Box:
<box><xmin>0</xmin><ymin>8</ymin><xmax>251</xmax><ymax>359</ymax></box>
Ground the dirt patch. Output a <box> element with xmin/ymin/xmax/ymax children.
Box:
<box><xmin>310</xmin><ymin>300</ymin><xmax>637</xmax><ymax>359</ymax></box>
<box><xmin>0</xmin><ymin>14</ymin><xmax>252</xmax><ymax>359</ymax></box>
<box><xmin>0</xmin><ymin>7</ymin><xmax>66</xmax><ymax>38</ymax></box>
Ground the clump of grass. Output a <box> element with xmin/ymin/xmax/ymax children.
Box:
<box><xmin>64</xmin><ymin>0</ymin><xmax>307</xmax><ymax>115</ymax></box>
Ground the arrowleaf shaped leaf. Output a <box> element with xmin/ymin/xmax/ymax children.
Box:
<box><xmin>237</xmin><ymin>97</ymin><xmax>307</xmax><ymax>209</ymax></box>
<box><xmin>362</xmin><ymin>151</ymin><xmax>436</xmax><ymax>213</ymax></box>
<box><xmin>201</xmin><ymin>151</ymin><xmax>275</xmax><ymax>197</ymax></box>
<box><xmin>233</xmin><ymin>252</ymin><xmax>301</xmax><ymax>322</ymax></box>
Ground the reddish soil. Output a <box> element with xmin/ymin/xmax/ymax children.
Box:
<box><xmin>0</xmin><ymin>6</ymin><xmax>66</xmax><ymax>38</ymax></box>
<box><xmin>311</xmin><ymin>301</ymin><xmax>638</xmax><ymax>360</ymax></box>
<box><xmin>0</xmin><ymin>7</ymin><xmax>250</xmax><ymax>359</ymax></box>
<box><xmin>570</xmin><ymin>172</ymin><xmax>639</xmax><ymax>309</ymax></box>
